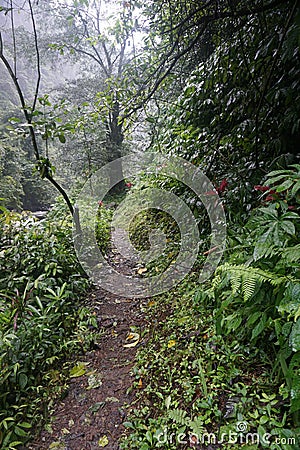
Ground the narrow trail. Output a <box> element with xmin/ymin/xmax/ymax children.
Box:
<box><xmin>29</xmin><ymin>231</ymin><xmax>146</xmax><ymax>450</ymax></box>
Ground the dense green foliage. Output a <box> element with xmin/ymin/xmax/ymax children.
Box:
<box><xmin>144</xmin><ymin>0</ymin><xmax>300</xmax><ymax>222</ymax></box>
<box><xmin>121</xmin><ymin>167</ymin><xmax>300</xmax><ymax>449</ymax></box>
<box><xmin>1</xmin><ymin>0</ymin><xmax>300</xmax><ymax>448</ymax></box>
<box><xmin>0</xmin><ymin>205</ymin><xmax>99</xmax><ymax>448</ymax></box>
<box><xmin>117</xmin><ymin>2</ymin><xmax>300</xmax><ymax>439</ymax></box>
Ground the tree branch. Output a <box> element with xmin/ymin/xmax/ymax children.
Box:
<box><xmin>0</xmin><ymin>21</ymin><xmax>75</xmax><ymax>218</ymax></box>
<box><xmin>76</xmin><ymin>7</ymin><xmax>109</xmax><ymax>77</ymax></box>
<box><xmin>28</xmin><ymin>0</ymin><xmax>41</xmax><ymax>114</ymax></box>
<box><xmin>0</xmin><ymin>31</ymin><xmax>40</xmax><ymax>160</ymax></box>
<box><xmin>10</xmin><ymin>0</ymin><xmax>17</xmax><ymax>75</ymax></box>
<box><xmin>123</xmin><ymin>0</ymin><xmax>291</xmax><ymax>119</ymax></box>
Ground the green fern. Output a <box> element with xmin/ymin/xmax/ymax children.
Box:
<box><xmin>167</xmin><ymin>409</ymin><xmax>205</xmax><ymax>436</ymax></box>
<box><xmin>167</xmin><ymin>408</ymin><xmax>189</xmax><ymax>426</ymax></box>
<box><xmin>282</xmin><ymin>244</ymin><xmax>300</xmax><ymax>262</ymax></box>
<box><xmin>216</xmin><ymin>263</ymin><xmax>287</xmax><ymax>301</ymax></box>
<box><xmin>189</xmin><ymin>416</ymin><xmax>205</xmax><ymax>435</ymax></box>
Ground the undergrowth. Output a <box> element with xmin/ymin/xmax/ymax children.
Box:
<box><xmin>121</xmin><ymin>166</ymin><xmax>300</xmax><ymax>449</ymax></box>
<box><xmin>0</xmin><ymin>201</ymin><xmax>99</xmax><ymax>449</ymax></box>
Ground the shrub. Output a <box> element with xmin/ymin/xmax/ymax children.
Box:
<box><xmin>0</xmin><ymin>207</ymin><xmax>92</xmax><ymax>448</ymax></box>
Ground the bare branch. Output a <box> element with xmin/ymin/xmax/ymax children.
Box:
<box><xmin>76</xmin><ymin>7</ymin><xmax>109</xmax><ymax>77</ymax></box>
<box><xmin>102</xmin><ymin>41</ymin><xmax>112</xmax><ymax>73</ymax></box>
<box><xmin>28</xmin><ymin>0</ymin><xmax>41</xmax><ymax>114</ymax></box>
<box><xmin>0</xmin><ymin>31</ymin><xmax>40</xmax><ymax>161</ymax></box>
<box><xmin>10</xmin><ymin>0</ymin><xmax>17</xmax><ymax>75</ymax></box>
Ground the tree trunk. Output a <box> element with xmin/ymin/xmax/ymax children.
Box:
<box><xmin>106</xmin><ymin>100</ymin><xmax>126</xmax><ymax>196</ymax></box>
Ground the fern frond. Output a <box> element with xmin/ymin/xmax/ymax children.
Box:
<box><xmin>216</xmin><ymin>263</ymin><xmax>288</xmax><ymax>301</ymax></box>
<box><xmin>282</xmin><ymin>244</ymin><xmax>300</xmax><ymax>263</ymax></box>
<box><xmin>189</xmin><ymin>416</ymin><xmax>205</xmax><ymax>435</ymax></box>
<box><xmin>168</xmin><ymin>408</ymin><xmax>189</xmax><ymax>426</ymax></box>
<box><xmin>242</xmin><ymin>272</ymin><xmax>259</xmax><ymax>301</ymax></box>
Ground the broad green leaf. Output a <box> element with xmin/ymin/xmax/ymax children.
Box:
<box><xmin>267</xmin><ymin>169</ymin><xmax>292</xmax><ymax>177</ymax></box>
<box><xmin>291</xmin><ymin>179</ymin><xmax>300</xmax><ymax>197</ymax></box>
<box><xmin>19</xmin><ymin>422</ymin><xmax>32</xmax><ymax>429</ymax></box>
<box><xmin>280</xmin><ymin>220</ymin><xmax>295</xmax><ymax>235</ymax></box>
<box><xmin>145</xmin><ymin>117</ymin><xmax>156</xmax><ymax>123</ymax></box>
<box><xmin>14</xmin><ymin>426</ymin><xmax>28</xmax><ymax>437</ymax></box>
<box><xmin>275</xmin><ymin>179</ymin><xmax>294</xmax><ymax>192</ymax></box>
<box><xmin>281</xmin><ymin>212</ymin><xmax>300</xmax><ymax>220</ymax></box>
<box><xmin>289</xmin><ymin>319</ymin><xmax>300</xmax><ymax>351</ymax></box>
<box><xmin>251</xmin><ymin>314</ymin><xmax>267</xmax><ymax>340</ymax></box>
<box><xmin>69</xmin><ymin>363</ymin><xmax>87</xmax><ymax>378</ymax></box>
<box><xmin>257</xmin><ymin>425</ymin><xmax>267</xmax><ymax>443</ymax></box>
<box><xmin>18</xmin><ymin>373</ymin><xmax>28</xmax><ymax>389</ymax></box>
<box><xmin>58</xmin><ymin>134</ymin><xmax>66</xmax><ymax>143</ymax></box>
<box><xmin>279</xmin><ymin>283</ymin><xmax>300</xmax><ymax>318</ymax></box>
<box><xmin>247</xmin><ymin>311</ymin><xmax>261</xmax><ymax>326</ymax></box>
<box><xmin>267</xmin><ymin>174</ymin><xmax>293</xmax><ymax>185</ymax></box>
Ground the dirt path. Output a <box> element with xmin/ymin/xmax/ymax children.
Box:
<box><xmin>28</xmin><ymin>233</ymin><xmax>146</xmax><ymax>450</ymax></box>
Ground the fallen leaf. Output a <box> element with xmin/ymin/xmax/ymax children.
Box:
<box><xmin>138</xmin><ymin>378</ymin><xmax>143</xmax><ymax>388</ymax></box>
<box><xmin>124</xmin><ymin>332</ymin><xmax>140</xmax><ymax>347</ymax></box>
<box><xmin>98</xmin><ymin>435</ymin><xmax>109</xmax><ymax>447</ymax></box>
<box><xmin>84</xmin><ymin>415</ymin><xmax>92</xmax><ymax>425</ymax></box>
<box><xmin>123</xmin><ymin>341</ymin><xmax>139</xmax><ymax>348</ymax></box>
<box><xmin>137</xmin><ymin>267</ymin><xmax>147</xmax><ymax>274</ymax></box>
<box><xmin>105</xmin><ymin>396</ymin><xmax>119</xmax><ymax>403</ymax></box>
<box><xmin>127</xmin><ymin>332</ymin><xmax>140</xmax><ymax>341</ymax></box>
<box><xmin>167</xmin><ymin>340</ymin><xmax>176</xmax><ymax>348</ymax></box>
<box><xmin>87</xmin><ymin>374</ymin><xmax>103</xmax><ymax>390</ymax></box>
<box><xmin>49</xmin><ymin>442</ymin><xmax>65</xmax><ymax>449</ymax></box>
<box><xmin>89</xmin><ymin>402</ymin><xmax>106</xmax><ymax>413</ymax></box>
<box><xmin>69</xmin><ymin>362</ymin><xmax>88</xmax><ymax>378</ymax></box>
<box><xmin>147</xmin><ymin>300</ymin><xmax>156</xmax><ymax>307</ymax></box>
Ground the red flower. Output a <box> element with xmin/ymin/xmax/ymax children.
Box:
<box><xmin>265</xmin><ymin>190</ymin><xmax>276</xmax><ymax>201</ymax></box>
<box><xmin>98</xmin><ymin>200</ymin><xmax>104</xmax><ymax>206</ymax></box>
<box><xmin>288</xmin><ymin>205</ymin><xmax>296</xmax><ymax>210</ymax></box>
<box><xmin>217</xmin><ymin>178</ymin><xmax>228</xmax><ymax>193</ymax></box>
<box><xmin>205</xmin><ymin>179</ymin><xmax>227</xmax><ymax>196</ymax></box>
<box><xmin>125</xmin><ymin>182</ymin><xmax>133</xmax><ymax>188</ymax></box>
<box><xmin>254</xmin><ymin>185</ymin><xmax>270</xmax><ymax>192</ymax></box>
